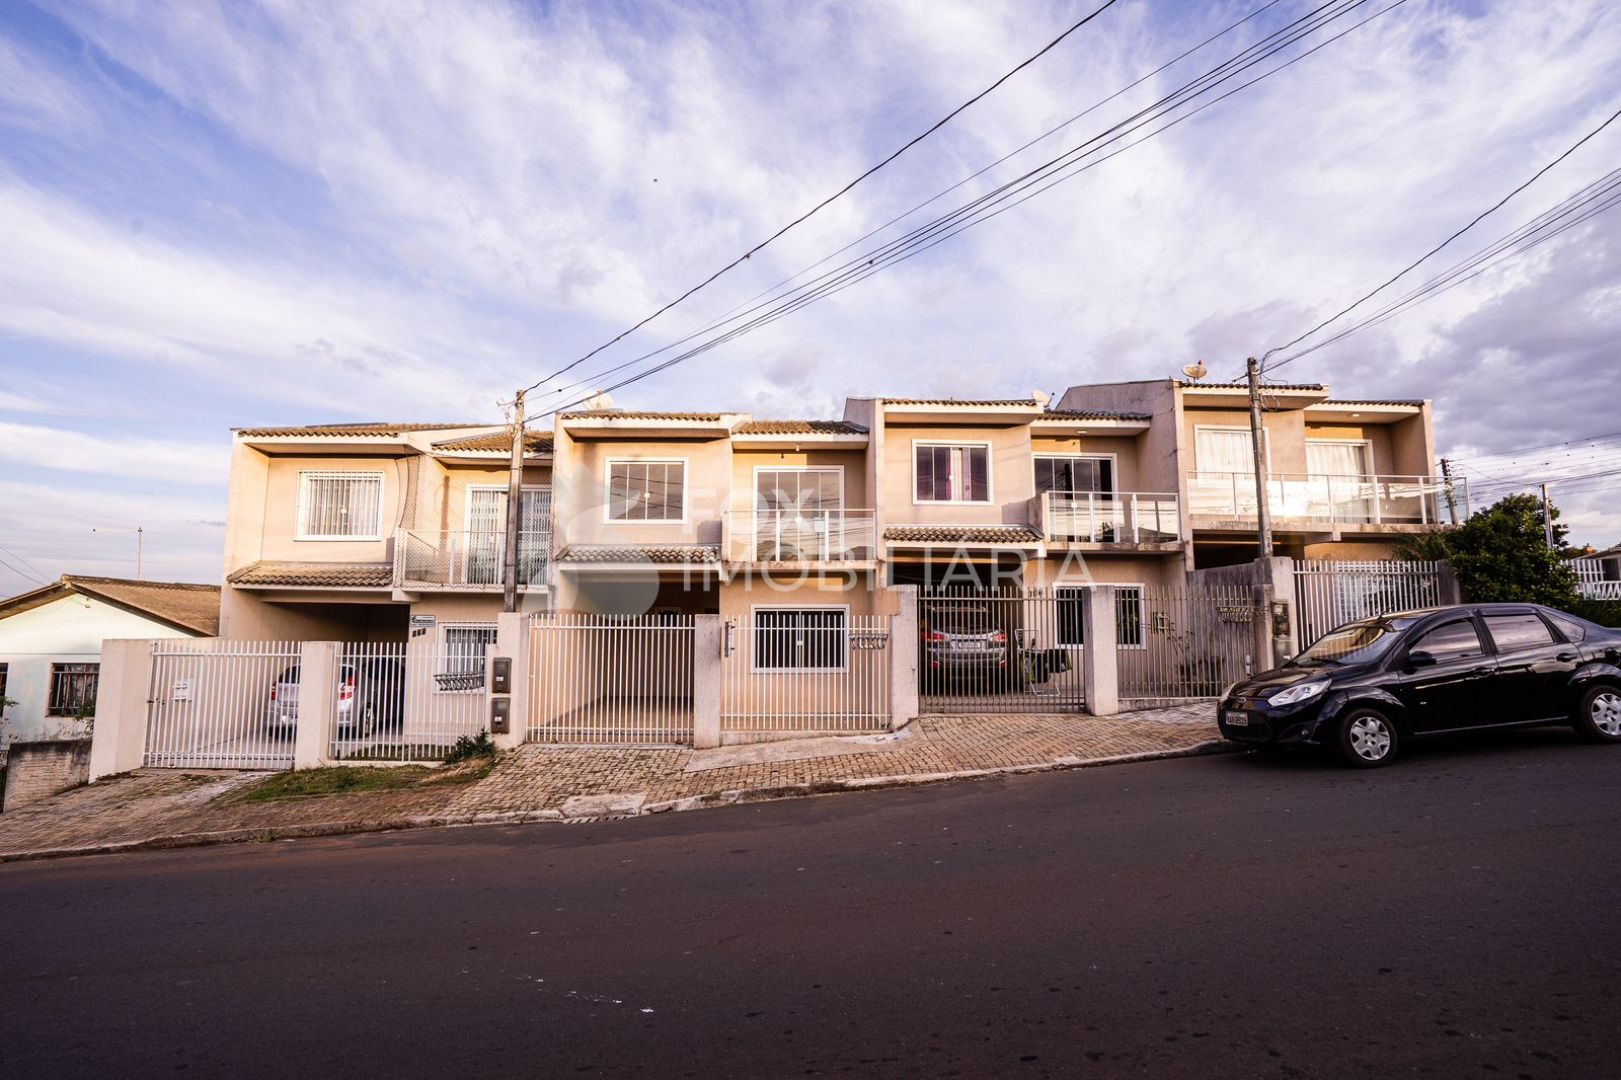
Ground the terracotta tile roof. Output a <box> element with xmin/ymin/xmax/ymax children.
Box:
<box><xmin>734</xmin><ymin>419</ymin><xmax>869</xmax><ymax>435</ymax></box>
<box><xmin>560</xmin><ymin>411</ymin><xmax>725</xmax><ymax>422</ymax></box>
<box><xmin>556</xmin><ymin>545</ymin><xmax>722</xmax><ymax>564</ymax></box>
<box><xmin>1314</xmin><ymin>398</ymin><xmax>1425</xmax><ymax>407</ymax></box>
<box><xmin>885</xmin><ymin>398</ymin><xmax>1042</xmax><ymax>407</ymax></box>
<box><xmin>227</xmin><ymin>562</ymin><xmax>394</xmax><ymax>588</ymax></box>
<box><xmin>0</xmin><ymin>576</ymin><xmax>220</xmax><ymax>635</ymax></box>
<box><xmin>236</xmin><ymin>422</ymin><xmax>486</xmax><ymax>437</ymax></box>
<box><xmin>884</xmin><ymin>525</ymin><xmax>1043</xmax><ymax>545</ymax></box>
<box><xmin>432</xmin><ymin>430</ymin><xmax>555</xmax><ymax>453</ymax></box>
<box><xmin>1037</xmin><ymin>409</ymin><xmax>1153</xmax><ymax>422</ymax></box>
<box><xmin>1176</xmin><ymin>380</ymin><xmax>1325</xmax><ymax>391</ymax></box>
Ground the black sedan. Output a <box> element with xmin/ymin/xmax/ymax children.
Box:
<box><xmin>1218</xmin><ymin>603</ymin><xmax>1621</xmax><ymax>767</ymax></box>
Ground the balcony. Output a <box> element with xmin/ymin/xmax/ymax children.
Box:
<box><xmin>1186</xmin><ymin>472</ymin><xmax>1468</xmax><ymax>527</ymax></box>
<box><xmin>1573</xmin><ymin>558</ymin><xmax>1621</xmax><ymax>600</ymax></box>
<box><xmin>394</xmin><ymin>529</ymin><xmax>550</xmax><ymax>590</ymax></box>
<box><xmin>1033</xmin><ymin>491</ymin><xmax>1182</xmax><ymax>546</ymax></box>
<box><xmin>722</xmin><ymin>509</ymin><xmax>878</xmax><ymax>565</ymax></box>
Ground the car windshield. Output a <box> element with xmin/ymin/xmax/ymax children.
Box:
<box><xmin>1293</xmin><ymin>617</ymin><xmax>1417</xmax><ymax>666</ymax></box>
<box><xmin>931</xmin><ymin>606</ymin><xmax>994</xmax><ymax>634</ymax></box>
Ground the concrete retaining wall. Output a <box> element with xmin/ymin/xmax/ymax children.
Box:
<box><xmin>3</xmin><ymin>738</ymin><xmax>92</xmax><ymax>811</ymax></box>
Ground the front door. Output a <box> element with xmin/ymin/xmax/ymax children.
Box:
<box><xmin>1391</xmin><ymin>616</ymin><xmax>1495</xmax><ymax>732</ymax></box>
<box><xmin>1480</xmin><ymin>611</ymin><xmax>1578</xmax><ymax>722</ymax></box>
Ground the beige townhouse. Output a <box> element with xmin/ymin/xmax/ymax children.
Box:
<box><xmin>217</xmin><ymin>379</ymin><xmax>1456</xmax><ymax>643</ymax></box>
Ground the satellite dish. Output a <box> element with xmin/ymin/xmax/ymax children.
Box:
<box><xmin>1181</xmin><ymin>361</ymin><xmax>1208</xmax><ymax>380</ymax></box>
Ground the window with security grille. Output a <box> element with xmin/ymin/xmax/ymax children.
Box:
<box><xmin>608</xmin><ymin>460</ymin><xmax>686</xmax><ymax>521</ymax></box>
<box><xmin>298</xmin><ymin>471</ymin><xmax>384</xmax><ymax>539</ymax></box>
<box><xmin>753</xmin><ymin>608</ymin><xmax>847</xmax><ymax>671</ymax></box>
<box><xmin>1053</xmin><ymin>587</ymin><xmax>1144</xmax><ymax>648</ymax></box>
<box><xmin>914</xmin><ymin>444</ymin><xmax>989</xmax><ymax>503</ymax></box>
<box><xmin>48</xmin><ymin>662</ymin><xmax>99</xmax><ymax>717</ymax></box>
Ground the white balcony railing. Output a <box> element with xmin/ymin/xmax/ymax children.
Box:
<box><xmin>1186</xmin><ymin>472</ymin><xmax>1468</xmax><ymax>526</ymax></box>
<box><xmin>1572</xmin><ymin>557</ymin><xmax>1621</xmax><ymax>600</ymax></box>
<box><xmin>723</xmin><ymin>509</ymin><xmax>877</xmax><ymax>563</ymax></box>
<box><xmin>1039</xmin><ymin>491</ymin><xmax>1181</xmax><ymax>544</ymax></box>
<box><xmin>395</xmin><ymin>529</ymin><xmax>550</xmax><ymax>590</ymax></box>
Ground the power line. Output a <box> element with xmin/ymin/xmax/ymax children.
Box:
<box><xmin>519</xmin><ymin>0</ymin><xmax>1126</xmax><ymax>397</ymax></box>
<box><xmin>0</xmin><ymin>551</ymin><xmax>47</xmax><ymax>588</ymax></box>
<box><xmin>528</xmin><ymin>0</ymin><xmax>1396</xmax><ymax>421</ymax></box>
<box><xmin>1451</xmin><ymin>429</ymin><xmax>1621</xmax><ymax>463</ymax></box>
<box><xmin>1259</xmin><ymin>102</ymin><xmax>1621</xmax><ymax>376</ymax></box>
<box><xmin>0</xmin><ymin>540</ymin><xmax>48</xmax><ymax>582</ymax></box>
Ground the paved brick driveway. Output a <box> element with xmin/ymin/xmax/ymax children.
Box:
<box><xmin>0</xmin><ymin>704</ymin><xmax>1220</xmax><ymax>860</ymax></box>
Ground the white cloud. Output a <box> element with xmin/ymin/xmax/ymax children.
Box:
<box><xmin>0</xmin><ymin>421</ymin><xmax>227</xmax><ymax>486</ymax></box>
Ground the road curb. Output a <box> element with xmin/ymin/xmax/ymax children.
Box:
<box><xmin>0</xmin><ymin>739</ymin><xmax>1236</xmax><ymax>863</ymax></box>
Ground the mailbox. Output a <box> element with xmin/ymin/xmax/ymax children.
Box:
<box><xmin>490</xmin><ymin>696</ymin><xmax>511</xmax><ymax>735</ymax></box>
<box><xmin>491</xmin><ymin>656</ymin><xmax>512</xmax><ymax>694</ymax></box>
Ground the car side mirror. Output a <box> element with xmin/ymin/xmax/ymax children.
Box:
<box><xmin>1405</xmin><ymin>650</ymin><xmax>1437</xmax><ymax>671</ymax></box>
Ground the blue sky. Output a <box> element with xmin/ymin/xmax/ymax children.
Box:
<box><xmin>2</xmin><ymin>0</ymin><xmax>1619</xmax><ymax>591</ymax></box>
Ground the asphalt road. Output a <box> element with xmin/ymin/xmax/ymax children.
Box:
<box><xmin>4</xmin><ymin>727</ymin><xmax>1620</xmax><ymax>1079</ymax></box>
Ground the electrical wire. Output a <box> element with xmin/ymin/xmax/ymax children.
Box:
<box><xmin>528</xmin><ymin>0</ymin><xmax>1395</xmax><ymax>421</ymax></box>
<box><xmin>1258</xmin><ymin>103</ymin><xmax>1621</xmax><ymax>375</ymax></box>
<box><xmin>517</xmin><ymin>0</ymin><xmax>1126</xmax><ymax>397</ymax></box>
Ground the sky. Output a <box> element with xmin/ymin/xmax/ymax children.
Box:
<box><xmin>1</xmin><ymin>0</ymin><xmax>1618</xmax><ymax>592</ymax></box>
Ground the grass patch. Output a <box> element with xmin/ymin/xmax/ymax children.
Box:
<box><xmin>226</xmin><ymin>757</ymin><xmax>495</xmax><ymax>804</ymax></box>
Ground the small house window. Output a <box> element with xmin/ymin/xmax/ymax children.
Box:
<box><xmin>753</xmin><ymin>608</ymin><xmax>847</xmax><ymax>671</ymax></box>
<box><xmin>608</xmin><ymin>460</ymin><xmax>686</xmax><ymax>521</ymax></box>
<box><xmin>915</xmin><ymin>444</ymin><xmax>989</xmax><ymax>503</ymax></box>
<box><xmin>48</xmin><ymin>662</ymin><xmax>99</xmax><ymax>717</ymax></box>
<box><xmin>298</xmin><ymin>471</ymin><xmax>384</xmax><ymax>540</ymax></box>
<box><xmin>1035</xmin><ymin>455</ymin><xmax>1114</xmax><ymax>496</ymax></box>
<box><xmin>437</xmin><ymin>625</ymin><xmax>497</xmax><ymax>691</ymax></box>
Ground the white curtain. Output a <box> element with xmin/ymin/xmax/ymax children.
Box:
<box><xmin>1306</xmin><ymin>441</ymin><xmax>1371</xmax><ymax>477</ymax></box>
<box><xmin>1195</xmin><ymin>429</ymin><xmax>1255</xmax><ymax>474</ymax></box>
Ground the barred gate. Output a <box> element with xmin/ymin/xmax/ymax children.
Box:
<box><xmin>528</xmin><ymin>613</ymin><xmax>695</xmax><ymax>745</ymax></box>
<box><xmin>917</xmin><ymin>590</ymin><xmax>1086</xmax><ymax>713</ymax></box>
<box><xmin>1293</xmin><ymin>559</ymin><xmax>1444</xmax><ymax>647</ymax></box>
<box><xmin>329</xmin><ymin>640</ymin><xmax>488</xmax><ymax>761</ymax></box>
<box><xmin>722</xmin><ymin>613</ymin><xmax>892</xmax><ymax>735</ymax></box>
<box><xmin>144</xmin><ymin>640</ymin><xmax>301</xmax><ymax>769</ymax></box>
<box><xmin>1117</xmin><ymin>587</ymin><xmax>1260</xmax><ymax>701</ymax></box>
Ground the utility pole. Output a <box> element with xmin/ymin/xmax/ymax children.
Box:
<box><xmin>92</xmin><ymin>525</ymin><xmax>144</xmax><ymax>580</ymax></box>
<box><xmin>1439</xmin><ymin>457</ymin><xmax>1458</xmax><ymax>525</ymax></box>
<box><xmin>501</xmin><ymin>390</ymin><xmax>526</xmax><ymax>613</ymax></box>
<box><xmin>1245</xmin><ymin>357</ymin><xmax>1274</xmax><ymax>558</ymax></box>
<box><xmin>1540</xmin><ymin>482</ymin><xmax>1555</xmax><ymax>550</ymax></box>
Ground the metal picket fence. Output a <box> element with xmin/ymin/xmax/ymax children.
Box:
<box><xmin>917</xmin><ymin>589</ymin><xmax>1087</xmax><ymax>713</ymax></box>
<box><xmin>721</xmin><ymin>612</ymin><xmax>892</xmax><ymax>734</ymax></box>
<box><xmin>329</xmin><ymin>640</ymin><xmax>489</xmax><ymax>761</ymax></box>
<box><xmin>1116</xmin><ymin>587</ymin><xmax>1259</xmax><ymax>701</ymax></box>
<box><xmin>528</xmin><ymin>613</ymin><xmax>695</xmax><ymax>744</ymax></box>
<box><xmin>1293</xmin><ymin>559</ymin><xmax>1444</xmax><ymax>647</ymax></box>
<box><xmin>143</xmin><ymin>640</ymin><xmax>302</xmax><ymax>769</ymax></box>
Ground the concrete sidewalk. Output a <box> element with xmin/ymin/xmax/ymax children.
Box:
<box><xmin>0</xmin><ymin>704</ymin><xmax>1225</xmax><ymax>861</ymax></box>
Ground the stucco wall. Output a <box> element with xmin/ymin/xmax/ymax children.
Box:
<box><xmin>0</xmin><ymin>595</ymin><xmax>197</xmax><ymax>746</ymax></box>
<box><xmin>557</xmin><ymin>436</ymin><xmax>732</xmax><ymax>548</ymax></box>
<box><xmin>880</xmin><ymin>423</ymin><xmax>1036</xmax><ymax>528</ymax></box>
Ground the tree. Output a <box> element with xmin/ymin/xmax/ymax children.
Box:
<box><xmin>1400</xmin><ymin>493</ymin><xmax>1579</xmax><ymax>607</ymax></box>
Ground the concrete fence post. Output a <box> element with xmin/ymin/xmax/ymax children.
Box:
<box><xmin>491</xmin><ymin>612</ymin><xmax>530</xmax><ymax>751</ymax></box>
<box><xmin>88</xmin><ymin>639</ymin><xmax>156</xmax><ymax>781</ymax></box>
<box><xmin>887</xmin><ymin>584</ymin><xmax>920</xmax><ymax>729</ymax></box>
<box><xmin>1252</xmin><ymin>584</ymin><xmax>1275</xmax><ymax>677</ymax></box>
<box><xmin>1081</xmin><ymin>586</ymin><xmax>1119</xmax><ymax>716</ymax></box>
<box><xmin>1437</xmin><ymin>560</ymin><xmax>1463</xmax><ymax>606</ymax></box>
<box><xmin>692</xmin><ymin>615</ymin><xmax>723</xmax><ymax>749</ymax></box>
<box><xmin>292</xmin><ymin>641</ymin><xmax>338</xmax><ymax>770</ymax></box>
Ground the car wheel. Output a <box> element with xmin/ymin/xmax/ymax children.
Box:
<box><xmin>1573</xmin><ymin>684</ymin><xmax>1621</xmax><ymax>744</ymax></box>
<box><xmin>1336</xmin><ymin>708</ymin><xmax>1397</xmax><ymax>768</ymax></box>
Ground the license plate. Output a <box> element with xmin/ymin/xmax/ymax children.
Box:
<box><xmin>1223</xmin><ymin>710</ymin><xmax>1249</xmax><ymax>727</ymax></box>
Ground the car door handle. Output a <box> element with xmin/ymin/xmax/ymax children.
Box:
<box><xmin>1557</xmin><ymin>652</ymin><xmax>1577</xmax><ymax>662</ymax></box>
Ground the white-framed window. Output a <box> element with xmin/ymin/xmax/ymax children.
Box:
<box><xmin>755</xmin><ymin>467</ymin><xmax>844</xmax><ymax>511</ymax></box>
<box><xmin>297</xmin><ymin>470</ymin><xmax>384</xmax><ymax>540</ymax></box>
<box><xmin>914</xmin><ymin>442</ymin><xmax>991</xmax><ymax>504</ymax></box>
<box><xmin>1194</xmin><ymin>427</ymin><xmax>1260</xmax><ymax>474</ymax></box>
<box><xmin>1034</xmin><ymin>455</ymin><xmax>1115</xmax><ymax>496</ymax></box>
<box><xmin>752</xmin><ymin>606</ymin><xmax>848</xmax><ymax>671</ymax></box>
<box><xmin>607</xmin><ymin>459</ymin><xmax>686</xmax><ymax>522</ymax></box>
<box><xmin>1053</xmin><ymin>585</ymin><xmax>1145</xmax><ymax>649</ymax></box>
<box><xmin>436</xmin><ymin>623</ymin><xmax>498</xmax><ymax>692</ymax></box>
<box><xmin>1305</xmin><ymin>439</ymin><xmax>1373</xmax><ymax>478</ymax></box>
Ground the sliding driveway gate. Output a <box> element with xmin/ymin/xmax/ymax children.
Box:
<box><xmin>143</xmin><ymin>640</ymin><xmax>301</xmax><ymax>769</ymax></box>
<box><xmin>528</xmin><ymin>613</ymin><xmax>695</xmax><ymax>745</ymax></box>
<box><xmin>917</xmin><ymin>590</ymin><xmax>1086</xmax><ymax>713</ymax></box>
